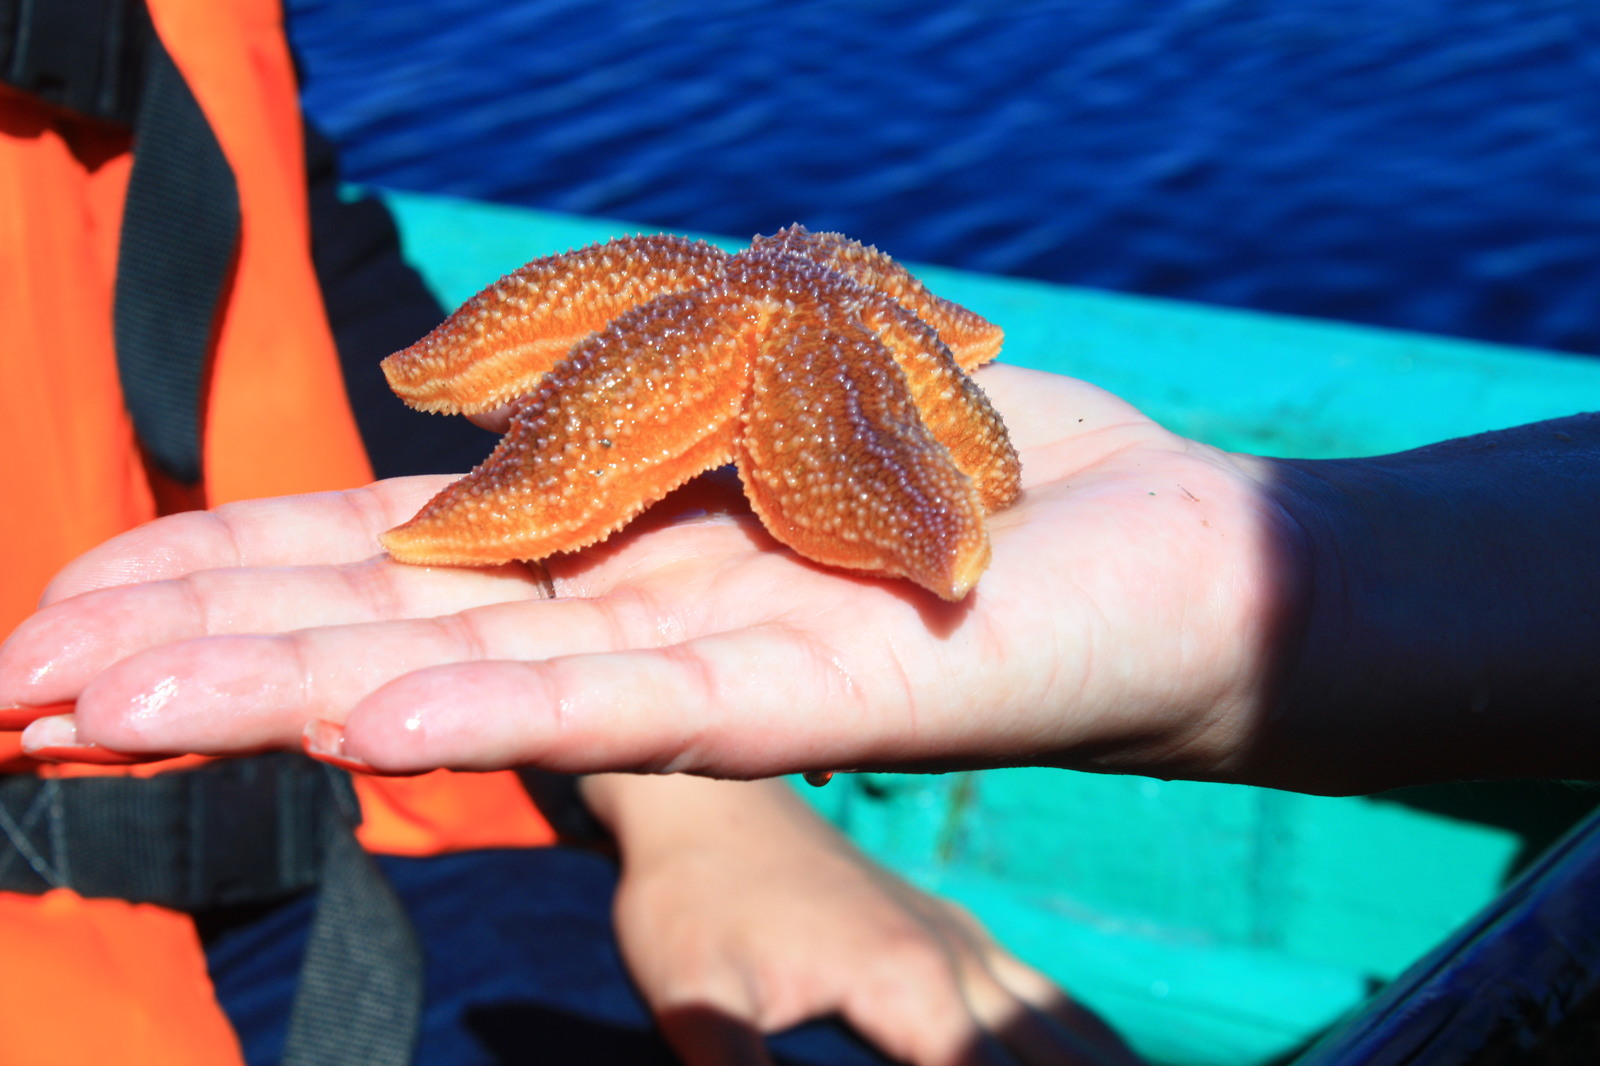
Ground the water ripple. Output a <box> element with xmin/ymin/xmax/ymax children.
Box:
<box><xmin>289</xmin><ymin>0</ymin><xmax>1600</xmax><ymax>357</ymax></box>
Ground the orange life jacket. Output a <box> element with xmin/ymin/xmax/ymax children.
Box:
<box><xmin>0</xmin><ymin>3</ymin><xmax>556</xmax><ymax>1061</ymax></box>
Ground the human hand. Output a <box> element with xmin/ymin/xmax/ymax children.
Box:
<box><xmin>0</xmin><ymin>363</ymin><xmax>1302</xmax><ymax>783</ymax></box>
<box><xmin>585</xmin><ymin>774</ymin><xmax>1140</xmax><ymax>1066</ymax></box>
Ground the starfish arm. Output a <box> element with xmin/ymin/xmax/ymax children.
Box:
<box><xmin>854</xmin><ymin>291</ymin><xmax>1022</xmax><ymax>513</ymax></box>
<box><xmin>735</xmin><ymin>305</ymin><xmax>993</xmax><ymax>601</ymax></box>
<box><xmin>748</xmin><ymin>225</ymin><xmax>1005</xmax><ymax>370</ymax></box>
<box><xmin>380</xmin><ymin>289</ymin><xmax>752</xmax><ymax>565</ymax></box>
<box><xmin>381</xmin><ymin>234</ymin><xmax>730</xmax><ymax>414</ymax></box>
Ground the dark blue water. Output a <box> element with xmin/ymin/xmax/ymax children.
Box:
<box><xmin>287</xmin><ymin>0</ymin><xmax>1600</xmax><ymax>358</ymax></box>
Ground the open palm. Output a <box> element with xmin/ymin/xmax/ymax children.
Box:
<box><xmin>1</xmin><ymin>364</ymin><xmax>1296</xmax><ymax>783</ymax></box>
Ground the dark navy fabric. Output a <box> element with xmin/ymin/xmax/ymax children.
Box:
<box><xmin>302</xmin><ymin>120</ymin><xmax>500</xmax><ymax>479</ymax></box>
<box><xmin>203</xmin><ymin>847</ymin><xmax>891</xmax><ymax>1066</ymax></box>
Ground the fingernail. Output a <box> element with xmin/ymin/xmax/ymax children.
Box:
<box><xmin>21</xmin><ymin>714</ymin><xmax>157</xmax><ymax>765</ymax></box>
<box><xmin>22</xmin><ymin>713</ymin><xmax>77</xmax><ymax>750</ymax></box>
<box><xmin>302</xmin><ymin>719</ymin><xmax>425</xmax><ymax>777</ymax></box>
<box><xmin>302</xmin><ymin>719</ymin><xmax>371</xmax><ymax>772</ymax></box>
<box><xmin>0</xmin><ymin>701</ymin><xmax>73</xmax><ymax>731</ymax></box>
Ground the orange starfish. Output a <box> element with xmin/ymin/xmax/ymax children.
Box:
<box><xmin>379</xmin><ymin>225</ymin><xmax>1020</xmax><ymax>600</ymax></box>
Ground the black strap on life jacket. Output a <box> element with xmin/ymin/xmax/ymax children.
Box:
<box><xmin>0</xmin><ymin>3</ymin><xmax>424</xmax><ymax>1061</ymax></box>
<box><xmin>1</xmin><ymin>0</ymin><xmax>229</xmax><ymax>486</ymax></box>
<box><xmin>0</xmin><ymin>755</ymin><xmax>425</xmax><ymax>1066</ymax></box>
<box><xmin>0</xmin><ymin>752</ymin><xmax>336</xmax><ymax>907</ymax></box>
<box><xmin>108</xmin><ymin>2</ymin><xmax>237</xmax><ymax>488</ymax></box>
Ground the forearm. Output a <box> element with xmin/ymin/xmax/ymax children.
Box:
<box><xmin>1256</xmin><ymin>412</ymin><xmax>1600</xmax><ymax>792</ymax></box>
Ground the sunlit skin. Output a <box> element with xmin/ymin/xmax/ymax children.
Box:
<box><xmin>378</xmin><ymin>226</ymin><xmax>1019</xmax><ymax>601</ymax></box>
<box><xmin>3</xmin><ymin>368</ymin><xmax>1600</xmax><ymax>794</ymax></box>
<box><xmin>582</xmin><ymin>772</ymin><xmax>1141</xmax><ymax>1066</ymax></box>
<box><xmin>0</xmin><ymin>366</ymin><xmax>1286</xmax><ymax>783</ymax></box>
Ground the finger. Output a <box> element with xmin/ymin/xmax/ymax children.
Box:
<box><xmin>48</xmin><ymin>589</ymin><xmax>576</xmax><ymax>745</ymax></box>
<box><xmin>0</xmin><ymin>555</ymin><xmax>541</xmax><ymax>709</ymax></box>
<box><xmin>19</xmin><ymin>714</ymin><xmax>165</xmax><ymax>765</ymax></box>
<box><xmin>833</xmin><ymin>953</ymin><xmax>1018</xmax><ymax>1066</ymax></box>
<box><xmin>828</xmin><ymin>892</ymin><xmax>1134</xmax><ymax>1066</ymax></box>
<box><xmin>924</xmin><ymin>900</ymin><xmax>1141</xmax><ymax>1065</ymax></box>
<box><xmin>982</xmin><ymin>955</ymin><xmax>1142</xmax><ymax>1066</ymax></box>
<box><xmin>925</xmin><ymin>912</ymin><xmax>1138</xmax><ymax>1066</ymax></box>
<box><xmin>335</xmin><ymin>622</ymin><xmax>925</xmax><ymax>776</ymax></box>
<box><xmin>40</xmin><ymin>476</ymin><xmax>454</xmax><ymax>603</ymax></box>
<box><xmin>654</xmin><ymin>1003</ymin><xmax>774</xmax><ymax>1066</ymax></box>
<box><xmin>466</xmin><ymin>404</ymin><xmax>514</xmax><ymax>434</ymax></box>
<box><xmin>58</xmin><ymin>590</ymin><xmax>665</xmax><ymax>754</ymax></box>
<box><xmin>962</xmin><ymin>971</ymin><xmax>1133</xmax><ymax>1066</ymax></box>
<box><xmin>4</xmin><ymin>480</ymin><xmax>766</xmax><ymax>715</ymax></box>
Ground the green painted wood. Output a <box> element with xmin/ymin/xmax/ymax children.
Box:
<box><xmin>379</xmin><ymin>189</ymin><xmax>1600</xmax><ymax>1064</ymax></box>
<box><xmin>924</xmin><ymin>267</ymin><xmax>1600</xmax><ymax>459</ymax></box>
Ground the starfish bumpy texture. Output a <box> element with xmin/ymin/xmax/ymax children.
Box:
<box><xmin>379</xmin><ymin>226</ymin><xmax>1020</xmax><ymax>600</ymax></box>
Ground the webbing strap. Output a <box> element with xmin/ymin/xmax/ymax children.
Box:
<box><xmin>0</xmin><ymin>0</ymin><xmax>229</xmax><ymax>484</ymax></box>
<box><xmin>0</xmin><ymin>754</ymin><xmax>328</xmax><ymax>906</ymax></box>
<box><xmin>0</xmin><ymin>756</ymin><xmax>423</xmax><ymax>1066</ymax></box>
<box><xmin>111</xmin><ymin>5</ymin><xmax>239</xmax><ymax>487</ymax></box>
<box><xmin>283</xmin><ymin>799</ymin><xmax>424</xmax><ymax>1066</ymax></box>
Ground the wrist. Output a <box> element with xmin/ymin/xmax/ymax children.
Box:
<box><xmin>580</xmin><ymin>773</ymin><xmax>817</xmax><ymax>857</ymax></box>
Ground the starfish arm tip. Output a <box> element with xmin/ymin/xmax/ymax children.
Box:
<box><xmin>376</xmin><ymin>525</ymin><xmax>429</xmax><ymax>565</ymax></box>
